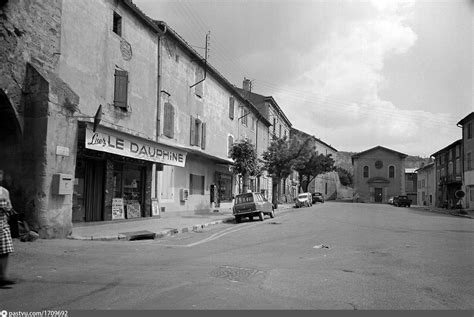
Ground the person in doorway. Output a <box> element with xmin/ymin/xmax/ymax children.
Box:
<box><xmin>0</xmin><ymin>169</ymin><xmax>15</xmax><ymax>286</ymax></box>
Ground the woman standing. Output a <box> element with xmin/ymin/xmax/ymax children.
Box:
<box><xmin>0</xmin><ymin>169</ymin><xmax>15</xmax><ymax>286</ymax></box>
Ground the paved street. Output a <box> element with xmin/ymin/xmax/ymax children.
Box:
<box><xmin>2</xmin><ymin>202</ymin><xmax>473</xmax><ymax>310</ymax></box>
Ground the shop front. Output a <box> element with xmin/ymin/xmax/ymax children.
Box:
<box><xmin>73</xmin><ymin>123</ymin><xmax>187</xmax><ymax>223</ymax></box>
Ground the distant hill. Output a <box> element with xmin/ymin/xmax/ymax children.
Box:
<box><xmin>333</xmin><ymin>151</ymin><xmax>433</xmax><ymax>175</ymax></box>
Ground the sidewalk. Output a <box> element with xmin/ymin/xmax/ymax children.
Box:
<box><xmin>411</xmin><ymin>205</ymin><xmax>474</xmax><ymax>219</ymax></box>
<box><xmin>69</xmin><ymin>204</ymin><xmax>295</xmax><ymax>241</ymax></box>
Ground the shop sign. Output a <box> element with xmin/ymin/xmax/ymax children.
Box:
<box><xmin>85</xmin><ymin>125</ymin><xmax>187</xmax><ymax>167</ymax></box>
<box><xmin>112</xmin><ymin>198</ymin><xmax>125</xmax><ymax>220</ymax></box>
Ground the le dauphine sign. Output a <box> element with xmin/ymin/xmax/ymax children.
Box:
<box><xmin>85</xmin><ymin>125</ymin><xmax>187</xmax><ymax>167</ymax></box>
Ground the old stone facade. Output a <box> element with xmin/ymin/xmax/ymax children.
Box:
<box><xmin>352</xmin><ymin>146</ymin><xmax>407</xmax><ymax>203</ymax></box>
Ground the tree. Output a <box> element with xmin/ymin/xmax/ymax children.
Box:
<box><xmin>229</xmin><ymin>139</ymin><xmax>260</xmax><ymax>193</ymax></box>
<box><xmin>336</xmin><ymin>167</ymin><xmax>353</xmax><ymax>186</ymax></box>
<box><xmin>261</xmin><ymin>135</ymin><xmax>312</xmax><ymax>206</ymax></box>
<box><xmin>293</xmin><ymin>152</ymin><xmax>335</xmax><ymax>192</ymax></box>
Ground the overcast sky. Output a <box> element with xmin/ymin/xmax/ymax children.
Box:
<box><xmin>134</xmin><ymin>0</ymin><xmax>472</xmax><ymax>157</ymax></box>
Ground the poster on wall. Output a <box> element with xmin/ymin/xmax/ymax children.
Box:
<box><xmin>126</xmin><ymin>202</ymin><xmax>141</xmax><ymax>219</ymax></box>
<box><xmin>151</xmin><ymin>198</ymin><xmax>160</xmax><ymax>217</ymax></box>
<box><xmin>112</xmin><ymin>198</ymin><xmax>125</xmax><ymax>220</ymax></box>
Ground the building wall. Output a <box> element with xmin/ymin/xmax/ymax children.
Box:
<box><xmin>58</xmin><ymin>0</ymin><xmax>158</xmax><ymax>137</ymax></box>
<box><xmin>462</xmin><ymin>117</ymin><xmax>474</xmax><ymax>209</ymax></box>
<box><xmin>353</xmin><ymin>149</ymin><xmax>405</xmax><ymax>203</ymax></box>
<box><xmin>417</xmin><ymin>165</ymin><xmax>436</xmax><ymax>207</ymax></box>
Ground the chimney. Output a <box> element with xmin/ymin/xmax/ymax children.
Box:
<box><xmin>243</xmin><ymin>78</ymin><xmax>252</xmax><ymax>92</ymax></box>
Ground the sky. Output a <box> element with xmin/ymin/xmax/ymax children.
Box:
<box><xmin>134</xmin><ymin>0</ymin><xmax>472</xmax><ymax>157</ymax></box>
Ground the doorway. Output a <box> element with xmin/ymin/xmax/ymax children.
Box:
<box><xmin>84</xmin><ymin>159</ymin><xmax>105</xmax><ymax>221</ymax></box>
<box><xmin>374</xmin><ymin>188</ymin><xmax>383</xmax><ymax>203</ymax></box>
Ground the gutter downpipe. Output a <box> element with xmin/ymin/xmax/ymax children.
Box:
<box><xmin>152</xmin><ymin>22</ymin><xmax>167</xmax><ymax>199</ymax></box>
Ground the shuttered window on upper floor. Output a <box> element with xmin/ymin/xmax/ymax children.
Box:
<box><xmin>229</xmin><ymin>96</ymin><xmax>235</xmax><ymax>120</ymax></box>
<box><xmin>163</xmin><ymin>102</ymin><xmax>175</xmax><ymax>138</ymax></box>
<box><xmin>114</xmin><ymin>69</ymin><xmax>128</xmax><ymax>109</ymax></box>
<box><xmin>228</xmin><ymin>135</ymin><xmax>234</xmax><ymax>157</ymax></box>
<box><xmin>190</xmin><ymin>116</ymin><xmax>206</xmax><ymax>150</ymax></box>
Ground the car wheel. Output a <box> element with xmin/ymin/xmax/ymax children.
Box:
<box><xmin>269</xmin><ymin>209</ymin><xmax>275</xmax><ymax>218</ymax></box>
<box><xmin>235</xmin><ymin>216</ymin><xmax>241</xmax><ymax>223</ymax></box>
<box><xmin>258</xmin><ymin>211</ymin><xmax>264</xmax><ymax>221</ymax></box>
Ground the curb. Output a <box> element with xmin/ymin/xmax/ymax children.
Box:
<box><xmin>67</xmin><ymin>217</ymin><xmax>235</xmax><ymax>241</ymax></box>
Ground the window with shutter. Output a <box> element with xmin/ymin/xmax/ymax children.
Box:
<box><xmin>114</xmin><ymin>69</ymin><xmax>128</xmax><ymax>109</ymax></box>
<box><xmin>190</xmin><ymin>116</ymin><xmax>196</xmax><ymax>146</ymax></box>
<box><xmin>201</xmin><ymin>122</ymin><xmax>206</xmax><ymax>150</ymax></box>
<box><xmin>228</xmin><ymin>135</ymin><xmax>234</xmax><ymax>157</ymax></box>
<box><xmin>229</xmin><ymin>97</ymin><xmax>234</xmax><ymax>119</ymax></box>
<box><xmin>163</xmin><ymin>102</ymin><xmax>175</xmax><ymax>138</ymax></box>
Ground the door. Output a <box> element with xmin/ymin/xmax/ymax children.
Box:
<box><xmin>84</xmin><ymin>159</ymin><xmax>105</xmax><ymax>222</ymax></box>
<box><xmin>375</xmin><ymin>188</ymin><xmax>383</xmax><ymax>203</ymax></box>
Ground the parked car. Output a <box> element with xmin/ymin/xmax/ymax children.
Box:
<box><xmin>233</xmin><ymin>192</ymin><xmax>274</xmax><ymax>223</ymax></box>
<box><xmin>388</xmin><ymin>196</ymin><xmax>394</xmax><ymax>205</ymax></box>
<box><xmin>295</xmin><ymin>192</ymin><xmax>312</xmax><ymax>208</ymax></box>
<box><xmin>312</xmin><ymin>192</ymin><xmax>325</xmax><ymax>204</ymax></box>
<box><xmin>393</xmin><ymin>195</ymin><xmax>412</xmax><ymax>207</ymax></box>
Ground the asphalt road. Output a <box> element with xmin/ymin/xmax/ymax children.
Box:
<box><xmin>2</xmin><ymin>202</ymin><xmax>473</xmax><ymax>310</ymax></box>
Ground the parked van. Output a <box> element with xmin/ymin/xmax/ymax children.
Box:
<box><xmin>233</xmin><ymin>192</ymin><xmax>274</xmax><ymax>223</ymax></box>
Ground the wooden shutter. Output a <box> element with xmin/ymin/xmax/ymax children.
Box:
<box><xmin>229</xmin><ymin>97</ymin><xmax>234</xmax><ymax>119</ymax></box>
<box><xmin>201</xmin><ymin>122</ymin><xmax>206</xmax><ymax>150</ymax></box>
<box><xmin>163</xmin><ymin>102</ymin><xmax>174</xmax><ymax>138</ymax></box>
<box><xmin>190</xmin><ymin>116</ymin><xmax>196</xmax><ymax>146</ymax></box>
<box><xmin>228</xmin><ymin>135</ymin><xmax>233</xmax><ymax>157</ymax></box>
<box><xmin>114</xmin><ymin>69</ymin><xmax>128</xmax><ymax>108</ymax></box>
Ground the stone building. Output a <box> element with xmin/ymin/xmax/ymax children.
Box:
<box><xmin>416</xmin><ymin>162</ymin><xmax>436</xmax><ymax>207</ymax></box>
<box><xmin>352</xmin><ymin>146</ymin><xmax>407</xmax><ymax>203</ymax></box>
<box><xmin>431</xmin><ymin>140</ymin><xmax>463</xmax><ymax>208</ymax></box>
<box><xmin>457</xmin><ymin>112</ymin><xmax>474</xmax><ymax>210</ymax></box>
<box><xmin>236</xmin><ymin>81</ymin><xmax>293</xmax><ymax>204</ymax></box>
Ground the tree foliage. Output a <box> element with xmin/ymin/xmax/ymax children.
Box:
<box><xmin>294</xmin><ymin>152</ymin><xmax>335</xmax><ymax>192</ymax></box>
<box><xmin>229</xmin><ymin>139</ymin><xmax>260</xmax><ymax>193</ymax></box>
<box><xmin>336</xmin><ymin>167</ymin><xmax>353</xmax><ymax>186</ymax></box>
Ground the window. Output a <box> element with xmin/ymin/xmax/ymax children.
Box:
<box><xmin>468</xmin><ymin>123</ymin><xmax>472</xmax><ymax>139</ymax></box>
<box><xmin>468</xmin><ymin>152</ymin><xmax>472</xmax><ymax>170</ymax></box>
<box><xmin>163</xmin><ymin>102</ymin><xmax>175</xmax><ymax>138</ymax></box>
<box><xmin>389</xmin><ymin>166</ymin><xmax>395</xmax><ymax>178</ymax></box>
<box><xmin>190</xmin><ymin>116</ymin><xmax>206</xmax><ymax>149</ymax></box>
<box><xmin>240</xmin><ymin>107</ymin><xmax>248</xmax><ymax>126</ymax></box>
<box><xmin>229</xmin><ymin>96</ymin><xmax>234</xmax><ymax>120</ymax></box>
<box><xmin>113</xmin><ymin>12</ymin><xmax>122</xmax><ymax>36</ymax></box>
<box><xmin>363</xmin><ymin>166</ymin><xmax>369</xmax><ymax>178</ymax></box>
<box><xmin>251</xmin><ymin>116</ymin><xmax>256</xmax><ymax>131</ymax></box>
<box><xmin>455</xmin><ymin>158</ymin><xmax>461</xmax><ymax>176</ymax></box>
<box><xmin>279</xmin><ymin>124</ymin><xmax>282</xmax><ymax>138</ymax></box>
<box><xmin>190</xmin><ymin>174</ymin><xmax>205</xmax><ymax>195</ymax></box>
<box><xmin>114</xmin><ymin>69</ymin><xmax>128</xmax><ymax>109</ymax></box>
<box><xmin>227</xmin><ymin>135</ymin><xmax>234</xmax><ymax>157</ymax></box>
<box><xmin>273</xmin><ymin>118</ymin><xmax>276</xmax><ymax>135</ymax></box>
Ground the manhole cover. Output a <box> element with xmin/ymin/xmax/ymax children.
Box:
<box><xmin>210</xmin><ymin>265</ymin><xmax>262</xmax><ymax>282</ymax></box>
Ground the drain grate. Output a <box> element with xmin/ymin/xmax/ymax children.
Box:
<box><xmin>210</xmin><ymin>265</ymin><xmax>262</xmax><ymax>282</ymax></box>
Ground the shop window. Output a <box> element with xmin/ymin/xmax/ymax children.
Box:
<box><xmin>363</xmin><ymin>166</ymin><xmax>369</xmax><ymax>178</ymax></box>
<box><xmin>389</xmin><ymin>166</ymin><xmax>395</xmax><ymax>178</ymax></box>
<box><xmin>218</xmin><ymin>174</ymin><xmax>233</xmax><ymax>202</ymax></box>
<box><xmin>190</xmin><ymin>116</ymin><xmax>206</xmax><ymax>149</ymax></box>
<box><xmin>229</xmin><ymin>96</ymin><xmax>234</xmax><ymax>120</ymax></box>
<box><xmin>113</xmin><ymin>12</ymin><xmax>122</xmax><ymax>36</ymax></box>
<box><xmin>190</xmin><ymin>174</ymin><xmax>205</xmax><ymax>195</ymax></box>
<box><xmin>114</xmin><ymin>69</ymin><xmax>128</xmax><ymax>109</ymax></box>
<box><xmin>163</xmin><ymin>102</ymin><xmax>175</xmax><ymax>138</ymax></box>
